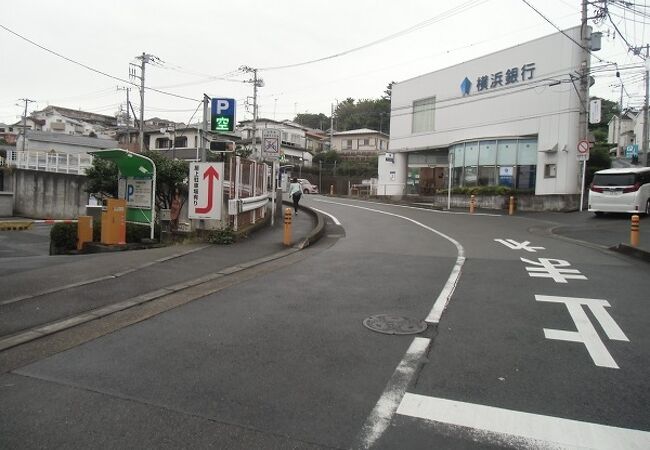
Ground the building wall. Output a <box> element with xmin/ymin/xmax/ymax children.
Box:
<box><xmin>386</xmin><ymin>27</ymin><xmax>585</xmax><ymax>196</ymax></box>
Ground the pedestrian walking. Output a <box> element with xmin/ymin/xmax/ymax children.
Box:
<box><xmin>288</xmin><ymin>177</ymin><xmax>302</xmax><ymax>214</ymax></box>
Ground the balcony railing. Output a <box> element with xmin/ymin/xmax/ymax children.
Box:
<box><xmin>5</xmin><ymin>150</ymin><xmax>93</xmax><ymax>175</ymax></box>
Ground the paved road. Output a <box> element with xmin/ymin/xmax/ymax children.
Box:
<box><xmin>1</xmin><ymin>198</ymin><xmax>648</xmax><ymax>449</ymax></box>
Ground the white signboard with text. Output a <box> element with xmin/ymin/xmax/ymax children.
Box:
<box><xmin>262</xmin><ymin>128</ymin><xmax>281</xmax><ymax>159</ymax></box>
<box><xmin>188</xmin><ymin>162</ymin><xmax>224</xmax><ymax>220</ymax></box>
<box><xmin>118</xmin><ymin>177</ymin><xmax>152</xmax><ymax>209</ymax></box>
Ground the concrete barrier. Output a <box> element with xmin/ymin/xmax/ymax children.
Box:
<box><xmin>9</xmin><ymin>169</ymin><xmax>88</xmax><ymax>219</ymax></box>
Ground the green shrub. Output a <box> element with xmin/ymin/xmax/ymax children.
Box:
<box><xmin>207</xmin><ymin>228</ymin><xmax>235</xmax><ymax>245</ymax></box>
<box><xmin>50</xmin><ymin>223</ymin><xmax>78</xmax><ymax>252</ymax></box>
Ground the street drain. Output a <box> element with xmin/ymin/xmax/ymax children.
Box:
<box><xmin>362</xmin><ymin>314</ymin><xmax>427</xmax><ymax>335</ymax></box>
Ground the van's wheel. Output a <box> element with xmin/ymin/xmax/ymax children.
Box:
<box><xmin>594</xmin><ymin>211</ymin><xmax>604</xmax><ymax>217</ymax></box>
<box><xmin>645</xmin><ymin>199</ymin><xmax>650</xmax><ymax>215</ymax></box>
<box><xmin>303</xmin><ymin>189</ymin><xmax>309</xmax><ymax>194</ymax></box>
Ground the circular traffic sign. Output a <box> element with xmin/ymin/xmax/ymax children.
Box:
<box><xmin>577</xmin><ymin>140</ymin><xmax>590</xmax><ymax>154</ymax></box>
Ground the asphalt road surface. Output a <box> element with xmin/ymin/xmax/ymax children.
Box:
<box><xmin>1</xmin><ymin>198</ymin><xmax>648</xmax><ymax>449</ymax></box>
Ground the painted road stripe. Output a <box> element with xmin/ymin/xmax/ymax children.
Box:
<box><xmin>354</xmin><ymin>337</ymin><xmax>431</xmax><ymax>449</ymax></box>
<box><xmin>397</xmin><ymin>393</ymin><xmax>650</xmax><ymax>449</ymax></box>
<box><xmin>309</xmin><ymin>206</ymin><xmax>342</xmax><ymax>225</ymax></box>
<box><xmin>330</xmin><ymin>197</ymin><xmax>502</xmax><ymax>217</ymax></box>
<box><xmin>314</xmin><ymin>198</ymin><xmax>465</xmax><ymax>324</ymax></box>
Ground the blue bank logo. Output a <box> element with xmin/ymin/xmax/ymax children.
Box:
<box><xmin>460</xmin><ymin>77</ymin><xmax>472</xmax><ymax>96</ymax></box>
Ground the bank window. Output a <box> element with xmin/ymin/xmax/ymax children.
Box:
<box><xmin>412</xmin><ymin>97</ymin><xmax>435</xmax><ymax>133</ymax></box>
<box><xmin>517</xmin><ymin>139</ymin><xmax>538</xmax><ymax>165</ymax></box>
<box><xmin>544</xmin><ymin>164</ymin><xmax>557</xmax><ymax>178</ymax></box>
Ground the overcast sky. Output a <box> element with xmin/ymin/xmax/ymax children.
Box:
<box><xmin>1</xmin><ymin>0</ymin><xmax>648</xmax><ymax>127</ymax></box>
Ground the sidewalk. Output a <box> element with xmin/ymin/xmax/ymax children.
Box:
<box><xmin>0</xmin><ymin>202</ymin><xmax>324</xmax><ymax>351</ymax></box>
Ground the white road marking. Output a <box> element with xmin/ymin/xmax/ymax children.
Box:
<box><xmin>354</xmin><ymin>338</ymin><xmax>431</xmax><ymax>449</ymax></box>
<box><xmin>397</xmin><ymin>393</ymin><xmax>650</xmax><ymax>449</ymax></box>
<box><xmin>314</xmin><ymin>199</ymin><xmax>465</xmax><ymax>323</ymax></box>
<box><xmin>309</xmin><ymin>206</ymin><xmax>341</xmax><ymax>225</ymax></box>
<box><xmin>494</xmin><ymin>238</ymin><xmax>545</xmax><ymax>252</ymax></box>
<box><xmin>315</xmin><ymin>197</ymin><xmax>502</xmax><ymax>217</ymax></box>
<box><xmin>536</xmin><ymin>295</ymin><xmax>629</xmax><ymax>369</ymax></box>
<box><xmin>317</xmin><ymin>199</ymin><xmax>467</xmax><ymax>449</ymax></box>
<box><xmin>521</xmin><ymin>258</ymin><xmax>588</xmax><ymax>283</ymax></box>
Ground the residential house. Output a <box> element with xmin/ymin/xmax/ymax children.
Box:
<box><xmin>146</xmin><ymin>122</ymin><xmax>240</xmax><ymax>161</ymax></box>
<box><xmin>17</xmin><ymin>130</ymin><xmax>118</xmax><ymax>155</ymax></box>
<box><xmin>27</xmin><ymin>105</ymin><xmax>117</xmax><ymax>138</ymax></box>
<box><xmin>608</xmin><ymin>110</ymin><xmax>637</xmax><ymax>153</ymax></box>
<box><xmin>238</xmin><ymin>118</ymin><xmax>314</xmax><ymax>166</ymax></box>
<box><xmin>0</xmin><ymin>123</ymin><xmax>18</xmax><ymax>145</ymax></box>
<box><xmin>331</xmin><ymin>128</ymin><xmax>388</xmax><ymax>160</ymax></box>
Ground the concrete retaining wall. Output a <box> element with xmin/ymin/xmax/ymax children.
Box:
<box><xmin>10</xmin><ymin>169</ymin><xmax>88</xmax><ymax>219</ymax></box>
<box><xmin>420</xmin><ymin>193</ymin><xmax>580</xmax><ymax>212</ymax></box>
<box><xmin>0</xmin><ymin>191</ymin><xmax>12</xmax><ymax>217</ymax></box>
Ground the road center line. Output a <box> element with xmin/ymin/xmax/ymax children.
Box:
<box><xmin>396</xmin><ymin>393</ymin><xmax>650</xmax><ymax>449</ymax></box>
<box><xmin>315</xmin><ymin>199</ymin><xmax>466</xmax><ymax>449</ymax></box>
<box><xmin>314</xmin><ymin>198</ymin><xmax>465</xmax><ymax>324</ymax></box>
<box><xmin>309</xmin><ymin>206</ymin><xmax>341</xmax><ymax>225</ymax></box>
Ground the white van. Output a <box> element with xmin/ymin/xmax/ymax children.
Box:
<box><xmin>588</xmin><ymin>167</ymin><xmax>650</xmax><ymax>215</ymax></box>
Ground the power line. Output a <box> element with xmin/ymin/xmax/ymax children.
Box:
<box><xmin>0</xmin><ymin>23</ymin><xmax>200</xmax><ymax>102</ymax></box>
<box><xmin>258</xmin><ymin>0</ymin><xmax>490</xmax><ymax>71</ymax></box>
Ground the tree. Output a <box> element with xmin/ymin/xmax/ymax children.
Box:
<box><xmin>85</xmin><ymin>151</ymin><xmax>189</xmax><ymax>211</ymax></box>
<box><xmin>293</xmin><ymin>113</ymin><xmax>330</xmax><ymax>130</ymax></box>
<box><xmin>334</xmin><ymin>95</ymin><xmax>391</xmax><ymax>134</ymax></box>
<box><xmin>85</xmin><ymin>157</ymin><xmax>118</xmax><ymax>198</ymax></box>
<box><xmin>589</xmin><ymin>97</ymin><xmax>619</xmax><ymax>144</ymax></box>
<box><xmin>312</xmin><ymin>150</ymin><xmax>341</xmax><ymax>164</ymax></box>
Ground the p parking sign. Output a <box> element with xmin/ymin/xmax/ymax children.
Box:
<box><xmin>211</xmin><ymin>98</ymin><xmax>236</xmax><ymax>132</ymax></box>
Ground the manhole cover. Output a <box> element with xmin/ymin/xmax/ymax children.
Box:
<box><xmin>363</xmin><ymin>314</ymin><xmax>427</xmax><ymax>335</ymax></box>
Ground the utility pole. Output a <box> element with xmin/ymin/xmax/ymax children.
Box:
<box><xmin>117</xmin><ymin>86</ymin><xmax>131</xmax><ymax>146</ymax></box>
<box><xmin>330</xmin><ymin>103</ymin><xmax>334</xmax><ymax>151</ymax></box>
<box><xmin>130</xmin><ymin>53</ymin><xmax>155</xmax><ymax>152</ymax></box>
<box><xmin>18</xmin><ymin>98</ymin><xmax>35</xmax><ymax>152</ymax></box>
<box><xmin>642</xmin><ymin>45</ymin><xmax>650</xmax><ymax>166</ymax></box>
<box><xmin>201</xmin><ymin>94</ymin><xmax>209</xmax><ymax>162</ymax></box>
<box><xmin>240</xmin><ymin>66</ymin><xmax>263</xmax><ymax>159</ymax></box>
<box><xmin>617</xmin><ymin>80</ymin><xmax>623</xmax><ymax>158</ymax></box>
<box><xmin>578</xmin><ymin>0</ymin><xmax>590</xmax><ymax>211</ymax></box>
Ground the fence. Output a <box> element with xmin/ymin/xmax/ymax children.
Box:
<box><xmin>225</xmin><ymin>157</ymin><xmax>270</xmax><ymax>231</ymax></box>
<box><xmin>5</xmin><ymin>150</ymin><xmax>93</xmax><ymax>174</ymax></box>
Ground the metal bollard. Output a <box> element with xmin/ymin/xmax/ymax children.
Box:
<box><xmin>283</xmin><ymin>208</ymin><xmax>292</xmax><ymax>246</ymax></box>
<box><xmin>509</xmin><ymin>196</ymin><xmax>515</xmax><ymax>216</ymax></box>
<box><xmin>630</xmin><ymin>214</ymin><xmax>640</xmax><ymax>247</ymax></box>
<box><xmin>330</xmin><ymin>184</ymin><xmax>334</xmax><ymax>196</ymax></box>
<box><xmin>469</xmin><ymin>195</ymin><xmax>476</xmax><ymax>214</ymax></box>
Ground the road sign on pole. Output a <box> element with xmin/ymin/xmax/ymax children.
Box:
<box><xmin>211</xmin><ymin>98</ymin><xmax>236</xmax><ymax>132</ymax></box>
<box><xmin>188</xmin><ymin>162</ymin><xmax>224</xmax><ymax>219</ymax></box>
<box><xmin>577</xmin><ymin>139</ymin><xmax>590</xmax><ymax>161</ymax></box>
<box><xmin>262</xmin><ymin>128</ymin><xmax>281</xmax><ymax>159</ymax></box>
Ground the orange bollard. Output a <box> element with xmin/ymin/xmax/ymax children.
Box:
<box><xmin>283</xmin><ymin>208</ymin><xmax>292</xmax><ymax>246</ymax></box>
<box><xmin>469</xmin><ymin>195</ymin><xmax>476</xmax><ymax>214</ymax></box>
<box><xmin>77</xmin><ymin>216</ymin><xmax>93</xmax><ymax>250</ymax></box>
<box><xmin>630</xmin><ymin>214</ymin><xmax>640</xmax><ymax>247</ymax></box>
<box><xmin>509</xmin><ymin>196</ymin><xmax>515</xmax><ymax>216</ymax></box>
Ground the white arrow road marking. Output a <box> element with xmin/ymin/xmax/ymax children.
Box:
<box><xmin>536</xmin><ymin>295</ymin><xmax>629</xmax><ymax>369</ymax></box>
<box><xmin>397</xmin><ymin>394</ymin><xmax>650</xmax><ymax>449</ymax></box>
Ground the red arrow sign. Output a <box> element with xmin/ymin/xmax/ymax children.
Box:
<box><xmin>195</xmin><ymin>166</ymin><xmax>220</xmax><ymax>214</ymax></box>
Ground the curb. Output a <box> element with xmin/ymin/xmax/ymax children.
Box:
<box><xmin>0</xmin><ymin>245</ymin><xmax>210</xmax><ymax>306</ymax></box>
<box><xmin>0</xmin><ymin>207</ymin><xmax>326</xmax><ymax>352</ymax></box>
<box><xmin>610</xmin><ymin>243</ymin><xmax>650</xmax><ymax>263</ymax></box>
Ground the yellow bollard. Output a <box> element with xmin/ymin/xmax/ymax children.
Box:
<box><xmin>283</xmin><ymin>208</ymin><xmax>292</xmax><ymax>246</ymax></box>
<box><xmin>509</xmin><ymin>196</ymin><xmax>515</xmax><ymax>216</ymax></box>
<box><xmin>469</xmin><ymin>195</ymin><xmax>476</xmax><ymax>214</ymax></box>
<box><xmin>630</xmin><ymin>214</ymin><xmax>640</xmax><ymax>247</ymax></box>
<box><xmin>330</xmin><ymin>184</ymin><xmax>335</xmax><ymax>195</ymax></box>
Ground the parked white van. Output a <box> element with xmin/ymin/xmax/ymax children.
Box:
<box><xmin>588</xmin><ymin>167</ymin><xmax>650</xmax><ymax>215</ymax></box>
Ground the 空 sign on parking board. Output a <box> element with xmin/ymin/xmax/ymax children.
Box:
<box><xmin>211</xmin><ymin>98</ymin><xmax>236</xmax><ymax>132</ymax></box>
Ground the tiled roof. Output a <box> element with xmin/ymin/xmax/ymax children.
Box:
<box><xmin>25</xmin><ymin>130</ymin><xmax>118</xmax><ymax>148</ymax></box>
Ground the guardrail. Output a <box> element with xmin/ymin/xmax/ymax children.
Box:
<box><xmin>5</xmin><ymin>150</ymin><xmax>93</xmax><ymax>174</ymax></box>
